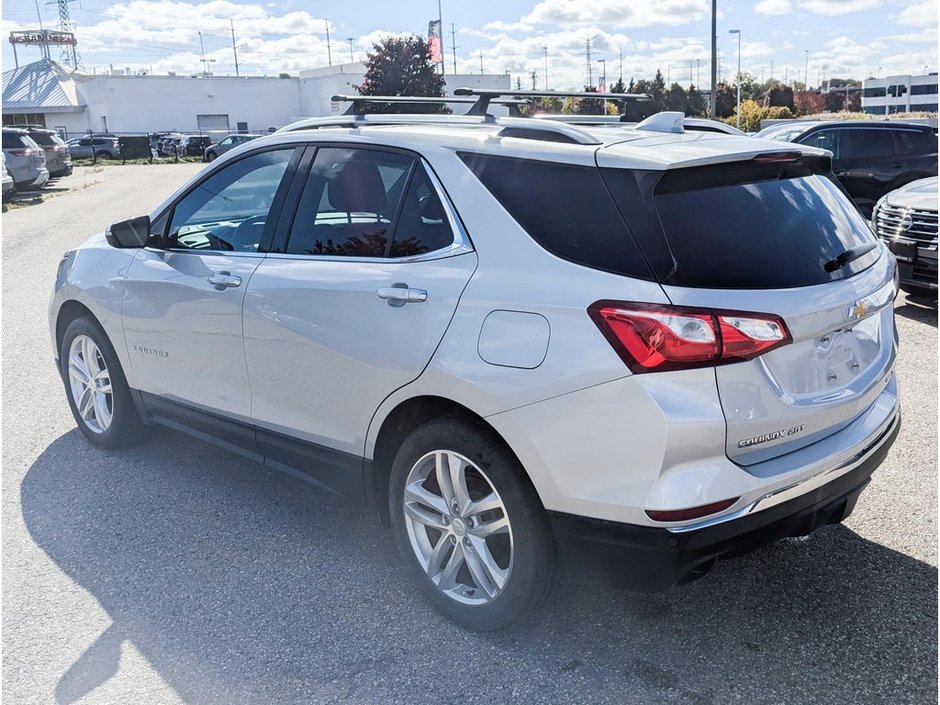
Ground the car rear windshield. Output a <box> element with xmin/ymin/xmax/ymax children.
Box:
<box><xmin>2</xmin><ymin>132</ymin><xmax>26</xmax><ymax>149</ymax></box>
<box><xmin>601</xmin><ymin>157</ymin><xmax>880</xmax><ymax>289</ymax></box>
<box><xmin>456</xmin><ymin>152</ymin><xmax>653</xmax><ymax>280</ymax></box>
<box><xmin>28</xmin><ymin>131</ymin><xmax>57</xmax><ymax>146</ymax></box>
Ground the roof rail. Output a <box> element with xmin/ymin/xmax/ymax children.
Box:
<box><xmin>275</xmin><ymin>112</ymin><xmax>602</xmax><ymax>145</ymax></box>
<box><xmin>452</xmin><ymin>87</ymin><xmax>653</xmax><ymax>117</ymax></box>
<box><xmin>330</xmin><ymin>93</ymin><xmax>530</xmax><ymax>116</ymax></box>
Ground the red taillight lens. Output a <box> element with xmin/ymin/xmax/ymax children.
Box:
<box><xmin>645</xmin><ymin>497</ymin><xmax>740</xmax><ymax>522</ymax></box>
<box><xmin>588</xmin><ymin>301</ymin><xmax>791</xmax><ymax>373</ymax></box>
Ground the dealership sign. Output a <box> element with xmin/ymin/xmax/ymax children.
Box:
<box><xmin>9</xmin><ymin>30</ymin><xmax>77</xmax><ymax>46</ymax></box>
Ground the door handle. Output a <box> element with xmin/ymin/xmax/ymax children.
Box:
<box><xmin>207</xmin><ymin>272</ymin><xmax>242</xmax><ymax>290</ymax></box>
<box><xmin>376</xmin><ymin>286</ymin><xmax>428</xmax><ymax>306</ymax></box>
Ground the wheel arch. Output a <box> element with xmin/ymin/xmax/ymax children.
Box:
<box><xmin>55</xmin><ymin>299</ymin><xmax>104</xmax><ymax>358</ymax></box>
<box><xmin>366</xmin><ymin>395</ymin><xmax>540</xmax><ymax>518</ymax></box>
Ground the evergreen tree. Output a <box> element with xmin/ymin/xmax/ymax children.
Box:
<box><xmin>575</xmin><ymin>85</ymin><xmax>605</xmax><ymax>115</ymax></box>
<box><xmin>609</xmin><ymin>78</ymin><xmax>626</xmax><ymax>95</ymax></box>
<box><xmin>356</xmin><ymin>36</ymin><xmax>447</xmax><ymax>113</ymax></box>
<box><xmin>687</xmin><ymin>85</ymin><xmax>707</xmax><ymax>117</ymax></box>
<box><xmin>665</xmin><ymin>82</ymin><xmax>691</xmax><ymax>114</ymax></box>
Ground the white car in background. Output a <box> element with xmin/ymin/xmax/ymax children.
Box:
<box><xmin>872</xmin><ymin>176</ymin><xmax>938</xmax><ymax>301</ymax></box>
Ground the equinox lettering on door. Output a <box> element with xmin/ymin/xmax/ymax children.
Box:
<box><xmin>132</xmin><ymin>344</ymin><xmax>169</xmax><ymax>358</ymax></box>
<box><xmin>738</xmin><ymin>425</ymin><xmax>805</xmax><ymax>448</ymax></box>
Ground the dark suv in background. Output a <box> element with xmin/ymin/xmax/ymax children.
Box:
<box><xmin>757</xmin><ymin>121</ymin><xmax>937</xmax><ymax>218</ymax></box>
<box><xmin>19</xmin><ymin>126</ymin><xmax>72</xmax><ymax>177</ymax></box>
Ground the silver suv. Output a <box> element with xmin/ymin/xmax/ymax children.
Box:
<box><xmin>50</xmin><ymin>91</ymin><xmax>900</xmax><ymax>630</ymax></box>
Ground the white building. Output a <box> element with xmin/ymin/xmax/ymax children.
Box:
<box><xmin>861</xmin><ymin>73</ymin><xmax>938</xmax><ymax>115</ymax></box>
<box><xmin>2</xmin><ymin>59</ymin><xmax>510</xmax><ymax>137</ymax></box>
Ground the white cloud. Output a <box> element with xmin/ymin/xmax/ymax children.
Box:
<box><xmin>896</xmin><ymin>0</ymin><xmax>938</xmax><ymax>27</ymax></box>
<box><xmin>522</xmin><ymin>0</ymin><xmax>709</xmax><ymax>28</ymax></box>
<box><xmin>797</xmin><ymin>0</ymin><xmax>881</xmax><ymax>16</ymax></box>
<box><xmin>738</xmin><ymin>41</ymin><xmax>774</xmax><ymax>58</ymax></box>
<box><xmin>754</xmin><ymin>0</ymin><xmax>793</xmax><ymax>15</ymax></box>
<box><xmin>481</xmin><ymin>20</ymin><xmax>533</xmax><ymax>33</ymax></box>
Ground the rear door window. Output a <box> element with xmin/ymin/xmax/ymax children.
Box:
<box><xmin>838</xmin><ymin>129</ymin><xmax>894</xmax><ymax>160</ymax></box>
<box><xmin>602</xmin><ymin>159</ymin><xmax>878</xmax><ymax>289</ymax></box>
<box><xmin>798</xmin><ymin>129</ymin><xmax>839</xmax><ymax>156</ymax></box>
<box><xmin>2</xmin><ymin>132</ymin><xmax>24</xmax><ymax>149</ymax></box>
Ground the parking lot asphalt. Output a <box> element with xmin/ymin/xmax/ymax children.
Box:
<box><xmin>2</xmin><ymin>164</ymin><xmax>937</xmax><ymax>705</ymax></box>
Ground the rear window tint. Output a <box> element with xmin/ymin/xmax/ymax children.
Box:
<box><xmin>28</xmin><ymin>132</ymin><xmax>56</xmax><ymax>146</ymax></box>
<box><xmin>457</xmin><ymin>153</ymin><xmax>652</xmax><ymax>280</ymax></box>
<box><xmin>2</xmin><ymin>132</ymin><xmax>25</xmax><ymax>149</ymax></box>
<box><xmin>603</xmin><ymin>160</ymin><xmax>878</xmax><ymax>289</ymax></box>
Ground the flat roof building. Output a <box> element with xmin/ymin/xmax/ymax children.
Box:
<box><xmin>2</xmin><ymin>59</ymin><xmax>510</xmax><ymax>137</ymax></box>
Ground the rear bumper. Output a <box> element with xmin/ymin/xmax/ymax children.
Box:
<box><xmin>550</xmin><ymin>408</ymin><xmax>900</xmax><ymax>591</ymax></box>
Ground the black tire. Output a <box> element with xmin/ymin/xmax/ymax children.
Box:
<box><xmin>205</xmin><ymin>150</ymin><xmax>216</xmax><ymax>162</ymax></box>
<box><xmin>59</xmin><ymin>316</ymin><xmax>146</xmax><ymax>448</ymax></box>
<box><xmin>388</xmin><ymin>417</ymin><xmax>555</xmax><ymax>631</ymax></box>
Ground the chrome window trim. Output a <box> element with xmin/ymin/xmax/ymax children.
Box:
<box><xmin>141</xmin><ymin>247</ymin><xmax>268</xmax><ymax>259</ymax></box>
<box><xmin>269</xmin><ymin>155</ymin><xmax>474</xmax><ymax>264</ymax></box>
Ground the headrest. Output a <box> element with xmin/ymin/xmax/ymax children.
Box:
<box><xmin>327</xmin><ymin>160</ymin><xmax>387</xmax><ymax>213</ymax></box>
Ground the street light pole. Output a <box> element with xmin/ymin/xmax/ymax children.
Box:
<box><xmin>729</xmin><ymin>29</ymin><xmax>741</xmax><ymax>128</ymax></box>
<box><xmin>709</xmin><ymin>0</ymin><xmax>717</xmax><ymax>118</ymax></box>
<box><xmin>597</xmin><ymin>59</ymin><xmax>606</xmax><ymax>91</ymax></box>
<box><xmin>346</xmin><ymin>37</ymin><xmax>354</xmax><ymax>63</ymax></box>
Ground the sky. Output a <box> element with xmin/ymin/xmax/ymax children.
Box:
<box><xmin>2</xmin><ymin>0</ymin><xmax>937</xmax><ymax>89</ymax></box>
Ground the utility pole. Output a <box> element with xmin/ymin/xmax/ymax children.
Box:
<box><xmin>586</xmin><ymin>37</ymin><xmax>592</xmax><ymax>87</ymax></box>
<box><xmin>326</xmin><ymin>21</ymin><xmax>332</xmax><ymax>66</ymax></box>
<box><xmin>479</xmin><ymin>49</ymin><xmax>484</xmax><ymax>73</ymax></box>
<box><xmin>46</xmin><ymin>0</ymin><xmax>81</xmax><ymax>67</ymax></box>
<box><xmin>619</xmin><ymin>48</ymin><xmax>623</xmax><ymax>83</ymax></box>
<box><xmin>230</xmin><ymin>20</ymin><xmax>239</xmax><ymax>77</ymax></box>
<box><xmin>697</xmin><ymin>58</ymin><xmax>701</xmax><ymax>87</ymax></box>
<box><xmin>438</xmin><ymin>0</ymin><xmax>445</xmax><ymax>74</ymax></box>
<box><xmin>450</xmin><ymin>23</ymin><xmax>458</xmax><ymax>74</ymax></box>
<box><xmin>804</xmin><ymin>49</ymin><xmax>809</xmax><ymax>88</ymax></box>
<box><xmin>729</xmin><ymin>29</ymin><xmax>741</xmax><ymax>129</ymax></box>
<box><xmin>770</xmin><ymin>59</ymin><xmax>774</xmax><ymax>81</ymax></box>
<box><xmin>530</xmin><ymin>70</ymin><xmax>537</xmax><ymax>90</ymax></box>
<box><xmin>709</xmin><ymin>0</ymin><xmax>717</xmax><ymax>118</ymax></box>
<box><xmin>198</xmin><ymin>31</ymin><xmax>215</xmax><ymax>77</ymax></box>
<box><xmin>689</xmin><ymin>59</ymin><xmax>693</xmax><ymax>87</ymax></box>
<box><xmin>544</xmin><ymin>46</ymin><xmax>549</xmax><ymax>90</ymax></box>
<box><xmin>346</xmin><ymin>37</ymin><xmax>354</xmax><ymax>63</ymax></box>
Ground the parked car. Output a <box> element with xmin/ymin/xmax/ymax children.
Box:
<box><xmin>755</xmin><ymin>120</ymin><xmax>938</xmax><ymax>217</ymax></box>
<box><xmin>2</xmin><ymin>128</ymin><xmax>49</xmax><ymax>189</ymax></box>
<box><xmin>2</xmin><ymin>152</ymin><xmax>15</xmax><ymax>201</ymax></box>
<box><xmin>872</xmin><ymin>176</ymin><xmax>938</xmax><ymax>301</ymax></box>
<box><xmin>178</xmin><ymin>134</ymin><xmax>213</xmax><ymax>157</ymax></box>
<box><xmin>50</xmin><ymin>104</ymin><xmax>900</xmax><ymax>631</ymax></box>
<box><xmin>157</xmin><ymin>134</ymin><xmax>183</xmax><ymax>156</ymax></box>
<box><xmin>19</xmin><ymin>126</ymin><xmax>72</xmax><ymax>177</ymax></box>
<box><xmin>66</xmin><ymin>136</ymin><xmax>120</xmax><ymax>160</ymax></box>
<box><xmin>204</xmin><ymin>133</ymin><xmax>261</xmax><ymax>161</ymax></box>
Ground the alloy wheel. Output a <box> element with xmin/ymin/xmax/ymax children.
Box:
<box><xmin>402</xmin><ymin>450</ymin><xmax>513</xmax><ymax>605</ymax></box>
<box><xmin>67</xmin><ymin>334</ymin><xmax>113</xmax><ymax>434</ymax></box>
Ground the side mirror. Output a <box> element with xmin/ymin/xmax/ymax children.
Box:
<box><xmin>105</xmin><ymin>215</ymin><xmax>151</xmax><ymax>248</ymax></box>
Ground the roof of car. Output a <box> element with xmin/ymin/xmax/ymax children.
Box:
<box><xmin>257</xmin><ymin>117</ymin><xmax>828</xmax><ymax>171</ymax></box>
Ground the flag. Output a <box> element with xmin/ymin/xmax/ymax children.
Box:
<box><xmin>428</xmin><ymin>20</ymin><xmax>442</xmax><ymax>64</ymax></box>
<box><xmin>597</xmin><ymin>77</ymin><xmax>606</xmax><ymax>93</ymax></box>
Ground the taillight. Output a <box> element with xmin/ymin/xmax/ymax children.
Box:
<box><xmin>588</xmin><ymin>301</ymin><xmax>791</xmax><ymax>373</ymax></box>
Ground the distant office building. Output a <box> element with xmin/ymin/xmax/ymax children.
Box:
<box><xmin>862</xmin><ymin>73</ymin><xmax>938</xmax><ymax>115</ymax></box>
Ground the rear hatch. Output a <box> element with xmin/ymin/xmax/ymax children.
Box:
<box><xmin>598</xmin><ymin>148</ymin><xmax>896</xmax><ymax>466</ymax></box>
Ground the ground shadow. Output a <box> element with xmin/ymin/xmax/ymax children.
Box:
<box><xmin>895</xmin><ymin>294</ymin><xmax>938</xmax><ymax>328</ymax></box>
<box><xmin>19</xmin><ymin>429</ymin><xmax>938</xmax><ymax>705</ymax></box>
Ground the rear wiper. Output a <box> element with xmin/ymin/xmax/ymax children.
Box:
<box><xmin>823</xmin><ymin>241</ymin><xmax>878</xmax><ymax>273</ymax></box>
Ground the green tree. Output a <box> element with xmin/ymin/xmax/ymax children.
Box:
<box><xmin>609</xmin><ymin>78</ymin><xmax>626</xmax><ymax>94</ymax></box>
<box><xmin>575</xmin><ymin>85</ymin><xmax>605</xmax><ymax>115</ymax></box>
<box><xmin>713</xmin><ymin>81</ymin><xmax>736</xmax><ymax>118</ymax></box>
<box><xmin>356</xmin><ymin>35</ymin><xmax>447</xmax><ymax>113</ymax></box>
<box><xmin>729</xmin><ymin>100</ymin><xmax>795</xmax><ymax>132</ymax></box>
<box><xmin>687</xmin><ymin>85</ymin><xmax>707</xmax><ymax>117</ymax></box>
<box><xmin>524</xmin><ymin>96</ymin><xmax>563</xmax><ymax>115</ymax></box>
<box><xmin>665</xmin><ymin>82</ymin><xmax>691</xmax><ymax>114</ymax></box>
<box><xmin>735</xmin><ymin>72</ymin><xmax>762</xmax><ymax>102</ymax></box>
<box><xmin>765</xmin><ymin>83</ymin><xmax>795</xmax><ymax>111</ymax></box>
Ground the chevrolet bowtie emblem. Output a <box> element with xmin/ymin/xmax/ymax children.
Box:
<box><xmin>849</xmin><ymin>300</ymin><xmax>870</xmax><ymax>319</ymax></box>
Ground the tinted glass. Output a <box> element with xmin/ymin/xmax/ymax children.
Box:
<box><xmin>457</xmin><ymin>153</ymin><xmax>652</xmax><ymax>279</ymax></box>
<box><xmin>892</xmin><ymin>129</ymin><xmax>936</xmax><ymax>156</ymax></box>
<box><xmin>603</xmin><ymin>161</ymin><xmax>877</xmax><ymax>289</ymax></box>
<box><xmin>839</xmin><ymin>129</ymin><xmax>894</xmax><ymax>159</ymax></box>
<box><xmin>167</xmin><ymin>148</ymin><xmax>294</xmax><ymax>252</ymax></box>
<box><xmin>390</xmin><ymin>164</ymin><xmax>455</xmax><ymax>257</ymax></box>
<box><xmin>911</xmin><ymin>83</ymin><xmax>938</xmax><ymax>95</ymax></box>
<box><xmin>285</xmin><ymin>147</ymin><xmax>414</xmax><ymax>257</ymax></box>
<box><xmin>28</xmin><ymin>131</ymin><xmax>56</xmax><ymax>146</ymax></box>
<box><xmin>2</xmin><ymin>132</ymin><xmax>24</xmax><ymax>149</ymax></box>
<box><xmin>798</xmin><ymin>129</ymin><xmax>839</xmax><ymax>155</ymax></box>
